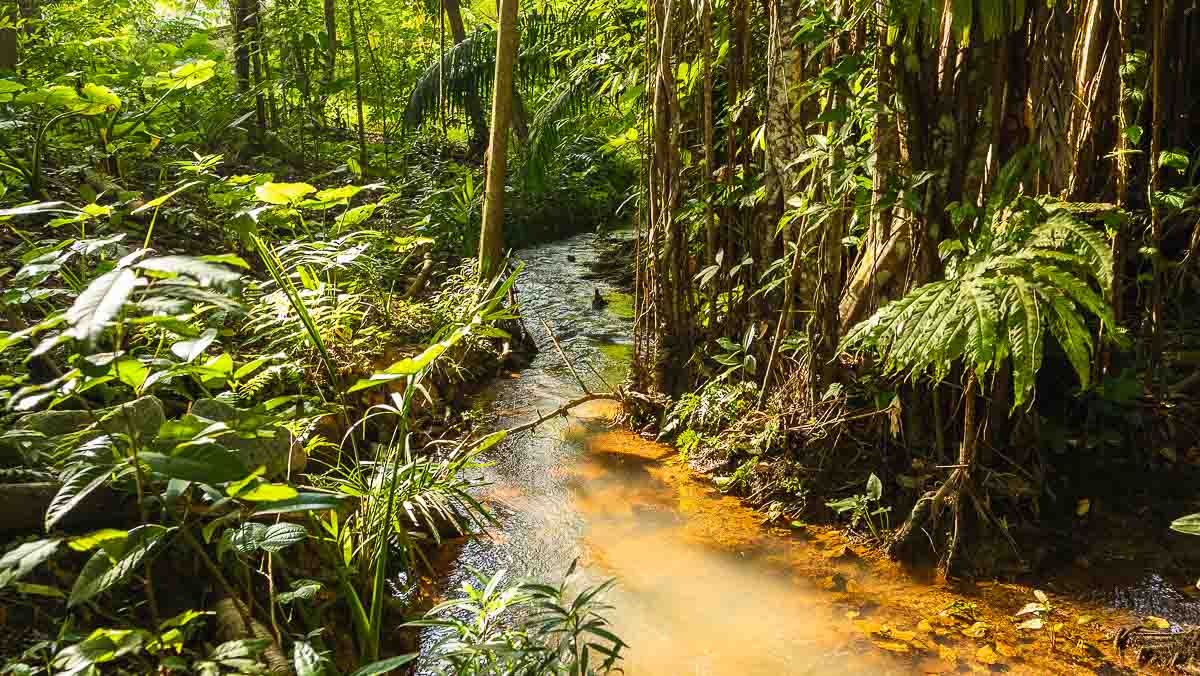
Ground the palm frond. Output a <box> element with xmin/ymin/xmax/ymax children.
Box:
<box><xmin>402</xmin><ymin>8</ymin><xmax>600</xmax><ymax>134</ymax></box>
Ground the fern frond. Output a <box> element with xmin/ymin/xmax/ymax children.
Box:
<box><xmin>1045</xmin><ymin>293</ymin><xmax>1094</xmax><ymax>390</ymax></box>
<box><xmin>961</xmin><ymin>279</ymin><xmax>1001</xmax><ymax>379</ymax></box>
<box><xmin>1005</xmin><ymin>276</ymin><xmax>1044</xmax><ymax>409</ymax></box>
<box><xmin>1030</xmin><ymin>213</ymin><xmax>1113</xmax><ymax>290</ymax></box>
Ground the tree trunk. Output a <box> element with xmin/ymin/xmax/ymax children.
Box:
<box><xmin>444</xmin><ymin>0</ymin><xmax>489</xmax><ymax>157</ymax></box>
<box><xmin>478</xmin><ymin>0</ymin><xmax>519</xmax><ymax>281</ymax></box>
<box><xmin>0</xmin><ymin>0</ymin><xmax>17</xmax><ymax>72</ymax></box>
<box><xmin>323</xmin><ymin>0</ymin><xmax>337</xmax><ymax>82</ymax></box>
<box><xmin>349</xmin><ymin>0</ymin><xmax>367</xmax><ymax>171</ymax></box>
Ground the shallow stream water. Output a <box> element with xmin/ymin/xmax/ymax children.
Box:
<box><xmin>414</xmin><ymin>231</ymin><xmax>1167</xmax><ymax>675</ymax></box>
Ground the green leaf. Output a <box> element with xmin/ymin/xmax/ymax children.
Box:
<box><xmin>171</xmin><ymin>328</ymin><xmax>217</xmax><ymax>363</ymax></box>
<box><xmin>333</xmin><ymin>203</ymin><xmax>376</xmax><ymax>231</ymax></box>
<box><xmin>235</xmin><ymin>483</ymin><xmax>298</xmax><ymax>502</ymax></box>
<box><xmin>75</xmin><ymin>84</ymin><xmax>121</xmax><ymax>115</ymax></box>
<box><xmin>0</xmin><ymin>539</ymin><xmax>61</xmax><ymax>589</ymax></box>
<box><xmin>113</xmin><ymin>358</ymin><xmax>150</xmax><ymax>391</ymax></box>
<box><xmin>69</xmin><ymin>525</ymin><xmax>173</xmax><ymax>606</ymax></box>
<box><xmin>251</xmin><ymin>492</ymin><xmax>345</xmax><ymax>516</ymax></box>
<box><xmin>46</xmin><ymin>463</ymin><xmax>116</xmax><ymax>531</ymax></box>
<box><xmin>277</xmin><ymin>579</ymin><xmax>322</xmax><ymax>605</ymax></box>
<box><xmin>260</xmin><ymin>523</ymin><xmax>307</xmax><ymax>552</ymax></box>
<box><xmin>348</xmin><ymin>655</ymin><xmax>417</xmax><ymax>676</ymax></box>
<box><xmin>1159</xmin><ymin>148</ymin><xmax>1191</xmax><ymax>173</ymax></box>
<box><xmin>66</xmin><ymin>268</ymin><xmax>142</xmax><ymax>341</ymax></box>
<box><xmin>68</xmin><ymin>529</ymin><xmax>128</xmax><ymax>552</ymax></box>
<box><xmin>141</xmin><ymin>445</ymin><xmax>249</xmax><ymax>484</ymax></box>
<box><xmin>132</xmin><ymin>181</ymin><xmax>202</xmax><ymax>214</ymax></box>
<box><xmin>136</xmin><ymin>256</ymin><xmax>242</xmax><ymax>288</ymax></box>
<box><xmin>293</xmin><ymin>641</ymin><xmax>323</xmax><ymax>676</ymax></box>
<box><xmin>865</xmin><ymin>473</ymin><xmax>882</xmax><ymax>501</ymax></box>
<box><xmin>1171</xmin><ymin>513</ymin><xmax>1200</xmax><ymax>536</ymax></box>
<box><xmin>255</xmin><ymin>182</ymin><xmax>316</xmax><ymax>206</ymax></box>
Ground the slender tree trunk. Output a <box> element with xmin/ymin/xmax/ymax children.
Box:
<box><xmin>478</xmin><ymin>0</ymin><xmax>519</xmax><ymax>281</ymax></box>
<box><xmin>248</xmin><ymin>0</ymin><xmax>267</xmax><ymax>136</ymax></box>
<box><xmin>444</xmin><ymin>0</ymin><xmax>490</xmax><ymax>156</ymax></box>
<box><xmin>0</xmin><ymin>0</ymin><xmax>17</xmax><ymax>72</ymax></box>
<box><xmin>701</xmin><ymin>0</ymin><xmax>716</xmax><ymax>266</ymax></box>
<box><xmin>348</xmin><ymin>0</ymin><xmax>367</xmax><ymax>171</ymax></box>
<box><xmin>323</xmin><ymin>0</ymin><xmax>337</xmax><ymax>80</ymax></box>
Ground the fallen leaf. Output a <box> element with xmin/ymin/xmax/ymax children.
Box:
<box><xmin>854</xmin><ymin>620</ymin><xmax>885</xmax><ymax>635</ymax></box>
<box><xmin>845</xmin><ymin>610</ymin><xmax>860</xmax><ymax>620</ymax></box>
<box><xmin>962</xmin><ymin>621</ymin><xmax>991</xmax><ymax>638</ymax></box>
<box><xmin>1143</xmin><ymin>616</ymin><xmax>1171</xmax><ymax>630</ymax></box>
<box><xmin>891</xmin><ymin>629</ymin><xmax>917</xmax><ymax>642</ymax></box>
<box><xmin>917</xmin><ymin>619</ymin><xmax>935</xmax><ymax>633</ymax></box>
<box><xmin>1017</xmin><ymin>618</ymin><xmax>1044</xmax><ymax>630</ymax></box>
<box><xmin>1075</xmin><ymin>615</ymin><xmax>1095</xmax><ymax>626</ymax></box>
<box><xmin>1033</xmin><ymin>590</ymin><xmax>1048</xmax><ymax>603</ymax></box>
<box><xmin>873</xmin><ymin>640</ymin><xmax>911</xmax><ymax>653</ymax></box>
<box><xmin>1076</xmin><ymin>498</ymin><xmax>1091</xmax><ymax>516</ymax></box>
<box><xmin>995</xmin><ymin>642</ymin><xmax>1021</xmax><ymax>657</ymax></box>
<box><xmin>1016</xmin><ymin>602</ymin><xmax>1045</xmax><ymax>616</ymax></box>
<box><xmin>975</xmin><ymin>645</ymin><xmax>1001</xmax><ymax>665</ymax></box>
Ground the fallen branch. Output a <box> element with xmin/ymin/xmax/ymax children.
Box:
<box><xmin>505</xmin><ymin>392</ymin><xmax>620</xmax><ymax>436</ymax></box>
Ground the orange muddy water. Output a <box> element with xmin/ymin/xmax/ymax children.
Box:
<box><xmin>415</xmin><ymin>232</ymin><xmax>1173</xmax><ymax>675</ymax></box>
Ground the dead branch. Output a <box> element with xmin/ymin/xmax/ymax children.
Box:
<box><xmin>505</xmin><ymin>392</ymin><xmax>620</xmax><ymax>436</ymax></box>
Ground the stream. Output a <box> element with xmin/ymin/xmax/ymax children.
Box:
<box><xmin>413</xmin><ymin>231</ymin><xmax>1167</xmax><ymax>675</ymax></box>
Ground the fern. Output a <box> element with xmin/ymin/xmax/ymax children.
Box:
<box><xmin>842</xmin><ymin>203</ymin><xmax>1123</xmax><ymax>409</ymax></box>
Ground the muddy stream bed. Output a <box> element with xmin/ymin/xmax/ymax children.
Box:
<box><xmin>409</xmin><ymin>231</ymin><xmax>1197</xmax><ymax>674</ymax></box>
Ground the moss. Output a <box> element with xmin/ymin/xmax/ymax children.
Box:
<box><xmin>603</xmin><ymin>291</ymin><xmax>634</xmax><ymax>320</ymax></box>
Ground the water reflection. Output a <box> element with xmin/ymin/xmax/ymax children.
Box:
<box><xmin>418</xmin><ymin>231</ymin><xmax>907</xmax><ymax>673</ymax></box>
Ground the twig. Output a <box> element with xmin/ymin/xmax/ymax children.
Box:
<box><xmin>540</xmin><ymin>318</ymin><xmax>591</xmax><ymax>394</ymax></box>
<box><xmin>505</xmin><ymin>392</ymin><xmax>619</xmax><ymax>436</ymax></box>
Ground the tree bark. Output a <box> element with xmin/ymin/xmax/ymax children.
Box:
<box><xmin>349</xmin><ymin>0</ymin><xmax>367</xmax><ymax>171</ymax></box>
<box><xmin>323</xmin><ymin>0</ymin><xmax>337</xmax><ymax>82</ymax></box>
<box><xmin>478</xmin><ymin>0</ymin><xmax>519</xmax><ymax>281</ymax></box>
<box><xmin>0</xmin><ymin>0</ymin><xmax>16</xmax><ymax>72</ymax></box>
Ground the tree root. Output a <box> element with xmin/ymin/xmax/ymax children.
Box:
<box><xmin>214</xmin><ymin>595</ymin><xmax>293</xmax><ymax>675</ymax></box>
<box><xmin>1115</xmin><ymin>625</ymin><xmax>1200</xmax><ymax>674</ymax></box>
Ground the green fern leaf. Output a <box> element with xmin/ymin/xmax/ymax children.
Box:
<box><xmin>1005</xmin><ymin>277</ymin><xmax>1043</xmax><ymax>409</ymax></box>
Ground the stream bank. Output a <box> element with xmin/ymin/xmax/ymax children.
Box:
<box><xmin>408</xmin><ymin>230</ymin><xmax>1178</xmax><ymax>674</ymax></box>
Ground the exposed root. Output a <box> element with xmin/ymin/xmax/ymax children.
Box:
<box><xmin>1115</xmin><ymin>625</ymin><xmax>1200</xmax><ymax>674</ymax></box>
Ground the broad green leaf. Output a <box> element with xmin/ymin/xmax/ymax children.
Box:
<box><xmin>75</xmin><ymin>84</ymin><xmax>121</xmax><ymax>115</ymax></box>
<box><xmin>46</xmin><ymin>463</ymin><xmax>116</xmax><ymax>531</ymax></box>
<box><xmin>137</xmin><ymin>256</ymin><xmax>242</xmax><ymax>288</ymax></box>
<box><xmin>260</xmin><ymin>523</ymin><xmax>307</xmax><ymax>552</ymax></box>
<box><xmin>293</xmin><ymin>641</ymin><xmax>322</xmax><ymax>676</ymax></box>
<box><xmin>277</xmin><ymin>579</ymin><xmax>322</xmax><ymax>605</ymax></box>
<box><xmin>865</xmin><ymin>473</ymin><xmax>882</xmax><ymax>501</ymax></box>
<box><xmin>333</xmin><ymin>203</ymin><xmax>376</xmax><ymax>231</ymax></box>
<box><xmin>141</xmin><ymin>445</ymin><xmax>249</xmax><ymax>484</ymax></box>
<box><xmin>1171</xmin><ymin>513</ymin><xmax>1200</xmax><ymax>537</ymax></box>
<box><xmin>113</xmin><ymin>358</ymin><xmax>150</xmax><ymax>391</ymax></box>
<box><xmin>66</xmin><ymin>268</ymin><xmax>142</xmax><ymax>341</ymax></box>
<box><xmin>69</xmin><ymin>525</ymin><xmax>173</xmax><ymax>606</ymax></box>
<box><xmin>68</xmin><ymin>529</ymin><xmax>128</xmax><ymax>552</ymax></box>
<box><xmin>0</xmin><ymin>539</ymin><xmax>61</xmax><ymax>588</ymax></box>
<box><xmin>225</xmin><ymin>522</ymin><xmax>267</xmax><ymax>554</ymax></box>
<box><xmin>1159</xmin><ymin>148</ymin><xmax>1191</xmax><ymax>173</ymax></box>
<box><xmin>171</xmin><ymin>328</ymin><xmax>217</xmax><ymax>363</ymax></box>
<box><xmin>235</xmin><ymin>483</ymin><xmax>298</xmax><ymax>502</ymax></box>
<box><xmin>255</xmin><ymin>182</ymin><xmax>316</xmax><ymax>206</ymax></box>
